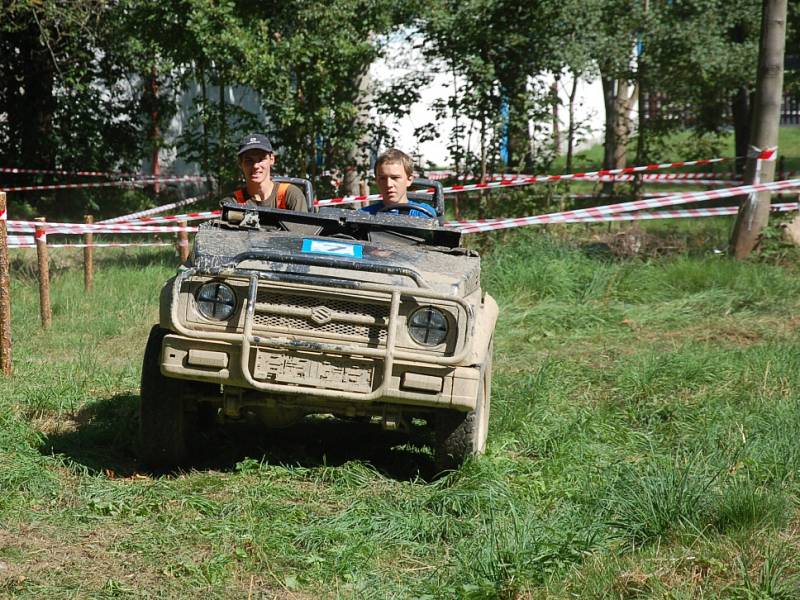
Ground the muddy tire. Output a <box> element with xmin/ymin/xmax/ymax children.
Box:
<box><xmin>434</xmin><ymin>343</ymin><xmax>493</xmax><ymax>471</ymax></box>
<box><xmin>139</xmin><ymin>325</ymin><xmax>193</xmax><ymax>471</ymax></box>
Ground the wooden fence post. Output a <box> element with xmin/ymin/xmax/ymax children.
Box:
<box><xmin>34</xmin><ymin>217</ymin><xmax>52</xmax><ymax>329</ymax></box>
<box><xmin>84</xmin><ymin>215</ymin><xmax>94</xmax><ymax>291</ymax></box>
<box><xmin>177</xmin><ymin>220</ymin><xmax>189</xmax><ymax>264</ymax></box>
<box><xmin>0</xmin><ymin>192</ymin><xmax>11</xmax><ymax>376</ymax></box>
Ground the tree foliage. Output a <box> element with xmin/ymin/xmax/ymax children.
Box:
<box><xmin>0</xmin><ymin>0</ymin><xmax>790</xmax><ymax>219</ymax></box>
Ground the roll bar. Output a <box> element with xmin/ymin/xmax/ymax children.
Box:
<box><xmin>408</xmin><ymin>178</ymin><xmax>446</xmax><ymax>225</ymax></box>
<box><xmin>272</xmin><ymin>176</ymin><xmax>315</xmax><ymax>212</ymax></box>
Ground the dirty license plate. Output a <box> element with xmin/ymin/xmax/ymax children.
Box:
<box><xmin>254</xmin><ymin>351</ymin><xmax>374</xmax><ymax>392</ymax></box>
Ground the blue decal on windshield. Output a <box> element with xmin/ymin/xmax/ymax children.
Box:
<box><xmin>302</xmin><ymin>239</ymin><xmax>363</xmax><ymax>258</ymax></box>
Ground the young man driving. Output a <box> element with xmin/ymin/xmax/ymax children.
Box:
<box><xmin>223</xmin><ymin>133</ymin><xmax>308</xmax><ymax>212</ymax></box>
<box><xmin>360</xmin><ymin>148</ymin><xmax>436</xmax><ymax>218</ymax></box>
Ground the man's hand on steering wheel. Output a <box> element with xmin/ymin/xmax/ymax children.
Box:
<box><xmin>378</xmin><ymin>202</ymin><xmax>437</xmax><ymax>219</ymax></box>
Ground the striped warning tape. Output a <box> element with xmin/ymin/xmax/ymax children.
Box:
<box><xmin>8</xmin><ymin>241</ymin><xmax>175</xmax><ymax>249</ymax></box>
<box><xmin>447</xmin><ymin>202</ymin><xmax>799</xmax><ymax>228</ymax></box>
<box><xmin>315</xmin><ymin>156</ymin><xmax>730</xmax><ymax>207</ymax></box>
<box><xmin>1</xmin><ymin>175</ymin><xmax>207</xmax><ymax>193</ymax></box>
<box><xmin>453</xmin><ymin>178</ymin><xmax>800</xmax><ymax>233</ymax></box>
<box><xmin>0</xmin><ymin>165</ymin><xmax>191</xmax><ymax>178</ymax></box>
<box><xmin>106</xmin><ymin>209</ymin><xmax>220</xmax><ymax>225</ymax></box>
<box><xmin>98</xmin><ymin>193</ymin><xmax>210</xmax><ymax>223</ymax></box>
<box><xmin>7</xmin><ymin>221</ymin><xmax>197</xmax><ymax>234</ymax></box>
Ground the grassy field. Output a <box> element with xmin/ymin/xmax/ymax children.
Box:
<box><xmin>2</xmin><ymin>219</ymin><xmax>800</xmax><ymax>598</ymax></box>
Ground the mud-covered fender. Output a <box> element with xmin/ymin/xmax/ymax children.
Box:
<box><xmin>159</xmin><ymin>275</ymin><xmax>178</xmax><ymax>330</ymax></box>
<box><xmin>465</xmin><ymin>291</ymin><xmax>498</xmax><ymax>366</ymax></box>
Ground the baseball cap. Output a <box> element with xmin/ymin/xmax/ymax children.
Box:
<box><xmin>237</xmin><ymin>133</ymin><xmax>274</xmax><ymax>155</ymax></box>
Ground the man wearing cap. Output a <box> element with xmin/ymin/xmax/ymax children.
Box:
<box><xmin>223</xmin><ymin>133</ymin><xmax>308</xmax><ymax>212</ymax></box>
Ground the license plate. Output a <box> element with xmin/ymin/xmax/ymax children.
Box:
<box><xmin>254</xmin><ymin>351</ymin><xmax>374</xmax><ymax>392</ymax></box>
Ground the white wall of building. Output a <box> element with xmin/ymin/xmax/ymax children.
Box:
<box><xmin>370</xmin><ymin>35</ymin><xmax>608</xmax><ymax>169</ymax></box>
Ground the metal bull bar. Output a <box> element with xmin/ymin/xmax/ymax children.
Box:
<box><xmin>168</xmin><ymin>266</ymin><xmax>476</xmax><ymax>402</ymax></box>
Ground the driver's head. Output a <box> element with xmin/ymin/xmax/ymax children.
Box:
<box><xmin>374</xmin><ymin>148</ymin><xmax>414</xmax><ymax>206</ymax></box>
<box><xmin>237</xmin><ymin>133</ymin><xmax>275</xmax><ymax>186</ymax></box>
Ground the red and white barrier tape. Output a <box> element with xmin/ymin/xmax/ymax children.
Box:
<box><xmin>742</xmin><ymin>146</ymin><xmax>780</xmax><ymax>229</ymax></box>
<box><xmin>454</xmin><ymin>178</ymin><xmax>800</xmax><ymax>233</ymax></box>
<box><xmin>7</xmin><ymin>221</ymin><xmax>197</xmax><ymax>235</ymax></box>
<box><xmin>481</xmin><ymin>173</ymin><xmax>739</xmax><ymax>185</ymax></box>
<box><xmin>316</xmin><ymin>157</ymin><xmax>730</xmax><ymax>207</ymax></box>
<box><xmin>556</xmin><ymin>192</ymin><xmax>674</xmax><ymax>200</ymax></box>
<box><xmin>9</xmin><ymin>241</ymin><xmax>174</xmax><ymax>249</ymax></box>
<box><xmin>1</xmin><ymin>175</ymin><xmax>206</xmax><ymax>193</ymax></box>
<box><xmin>749</xmin><ymin>146</ymin><xmax>778</xmax><ymax>161</ymax></box>
<box><xmin>576</xmin><ymin>175</ymin><xmax>738</xmax><ymax>186</ymax></box>
<box><xmin>107</xmin><ymin>209</ymin><xmax>220</xmax><ymax>225</ymax></box>
<box><xmin>449</xmin><ymin>202</ymin><xmax>799</xmax><ymax>228</ymax></box>
<box><xmin>8</xmin><ymin>235</ymin><xmax>32</xmax><ymax>245</ymax></box>
<box><xmin>99</xmin><ymin>193</ymin><xmax>209</xmax><ymax>223</ymax></box>
<box><xmin>0</xmin><ymin>165</ymin><xmax>192</xmax><ymax>178</ymax></box>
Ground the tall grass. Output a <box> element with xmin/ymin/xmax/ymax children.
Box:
<box><xmin>2</xmin><ymin>228</ymin><xmax>800</xmax><ymax>597</ymax></box>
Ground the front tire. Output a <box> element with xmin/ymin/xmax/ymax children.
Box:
<box><xmin>434</xmin><ymin>343</ymin><xmax>493</xmax><ymax>471</ymax></box>
<box><xmin>139</xmin><ymin>325</ymin><xmax>192</xmax><ymax>470</ymax></box>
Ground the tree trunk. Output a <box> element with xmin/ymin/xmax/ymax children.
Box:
<box><xmin>551</xmin><ymin>78</ymin><xmax>560</xmax><ymax>157</ymax></box>
<box><xmin>731</xmin><ymin>85</ymin><xmax>751</xmax><ymax>175</ymax></box>
<box><xmin>6</xmin><ymin>17</ymin><xmax>57</xmax><ymax>213</ymax></box>
<box><xmin>507</xmin><ymin>87</ymin><xmax>530</xmax><ymax>171</ymax></box>
<box><xmin>601</xmin><ymin>74</ymin><xmax>637</xmax><ymax>194</ymax></box>
<box><xmin>341</xmin><ymin>67</ymin><xmax>372</xmax><ymax>195</ymax></box>
<box><xmin>217</xmin><ymin>75</ymin><xmax>227</xmax><ymax>189</ymax></box>
<box><xmin>614</xmin><ymin>79</ymin><xmax>638</xmax><ymax>168</ymax></box>
<box><xmin>198</xmin><ymin>62</ymin><xmax>211</xmax><ymax>180</ymax></box>
<box><xmin>566</xmin><ymin>74</ymin><xmax>579</xmax><ymax>174</ymax></box>
<box><xmin>730</xmin><ymin>0</ymin><xmax>787</xmax><ymax>259</ymax></box>
<box><xmin>730</xmin><ymin>22</ymin><xmax>752</xmax><ymax>176</ymax></box>
<box><xmin>148</xmin><ymin>67</ymin><xmax>161</xmax><ymax>194</ymax></box>
<box><xmin>451</xmin><ymin>63</ymin><xmax>461</xmax><ymax>177</ymax></box>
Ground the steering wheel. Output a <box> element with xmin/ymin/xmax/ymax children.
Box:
<box><xmin>379</xmin><ymin>202</ymin><xmax>437</xmax><ymax>219</ymax></box>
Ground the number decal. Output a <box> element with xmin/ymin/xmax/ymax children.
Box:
<box><xmin>301</xmin><ymin>239</ymin><xmax>363</xmax><ymax>258</ymax></box>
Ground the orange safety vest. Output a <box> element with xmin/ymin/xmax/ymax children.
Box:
<box><xmin>233</xmin><ymin>183</ymin><xmax>289</xmax><ymax>209</ymax></box>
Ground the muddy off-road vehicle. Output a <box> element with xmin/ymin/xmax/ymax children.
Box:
<box><xmin>140</xmin><ymin>177</ymin><xmax>498</xmax><ymax>470</ymax></box>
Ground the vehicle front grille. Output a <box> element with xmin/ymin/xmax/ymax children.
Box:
<box><xmin>252</xmin><ymin>290</ymin><xmax>390</xmax><ymax>344</ymax></box>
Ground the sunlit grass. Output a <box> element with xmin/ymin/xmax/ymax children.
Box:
<box><xmin>2</xmin><ymin>229</ymin><xmax>800</xmax><ymax>597</ymax></box>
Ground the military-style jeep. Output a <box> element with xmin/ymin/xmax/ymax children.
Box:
<box><xmin>140</xmin><ymin>178</ymin><xmax>498</xmax><ymax>471</ymax></box>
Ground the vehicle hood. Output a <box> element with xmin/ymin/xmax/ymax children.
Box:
<box><xmin>191</xmin><ymin>226</ymin><xmax>482</xmax><ymax>296</ymax></box>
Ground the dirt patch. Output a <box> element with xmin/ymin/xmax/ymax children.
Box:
<box><xmin>0</xmin><ymin>523</ymin><xmax>166</xmax><ymax>593</ymax></box>
<box><xmin>584</xmin><ymin>225</ymin><xmax>692</xmax><ymax>259</ymax></box>
<box><xmin>0</xmin><ymin>523</ymin><xmax>309</xmax><ymax>598</ymax></box>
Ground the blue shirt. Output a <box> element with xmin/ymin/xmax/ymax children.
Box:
<box><xmin>360</xmin><ymin>200</ymin><xmax>436</xmax><ymax>219</ymax></box>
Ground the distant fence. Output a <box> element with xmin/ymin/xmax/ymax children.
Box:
<box><xmin>782</xmin><ymin>92</ymin><xmax>800</xmax><ymax>125</ymax></box>
<box><xmin>640</xmin><ymin>91</ymin><xmax>800</xmax><ymax>127</ymax></box>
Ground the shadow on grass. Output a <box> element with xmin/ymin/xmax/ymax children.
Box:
<box><xmin>39</xmin><ymin>394</ymin><xmax>437</xmax><ymax>481</ymax></box>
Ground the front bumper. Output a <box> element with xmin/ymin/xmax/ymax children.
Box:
<box><xmin>161</xmin><ymin>333</ymin><xmax>480</xmax><ymax>410</ymax></box>
<box><xmin>162</xmin><ymin>268</ymin><xmax>481</xmax><ymax>411</ymax></box>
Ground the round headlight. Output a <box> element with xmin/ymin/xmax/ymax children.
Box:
<box><xmin>196</xmin><ymin>282</ymin><xmax>236</xmax><ymax>320</ymax></box>
<box><xmin>408</xmin><ymin>306</ymin><xmax>449</xmax><ymax>346</ymax></box>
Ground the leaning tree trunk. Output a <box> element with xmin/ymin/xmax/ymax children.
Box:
<box><xmin>730</xmin><ymin>0</ymin><xmax>787</xmax><ymax>259</ymax></box>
